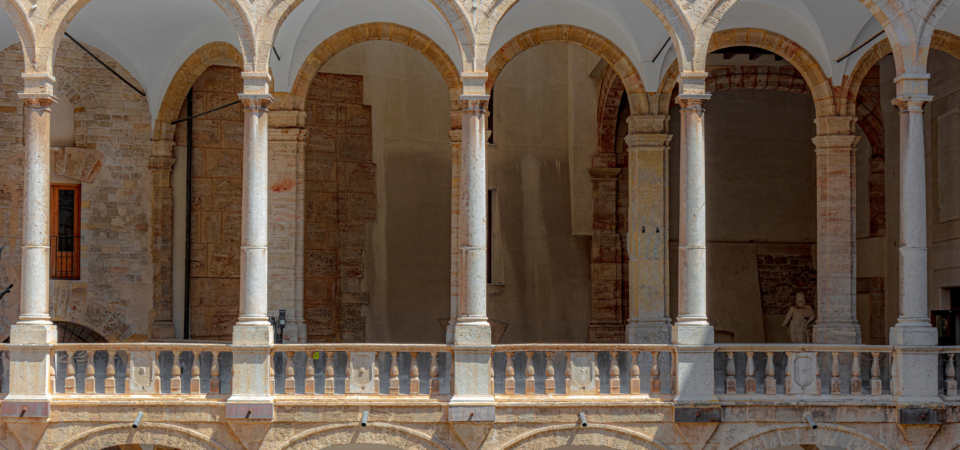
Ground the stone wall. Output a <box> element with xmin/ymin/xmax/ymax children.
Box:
<box><xmin>178</xmin><ymin>65</ymin><xmax>244</xmax><ymax>341</ymax></box>
<box><xmin>0</xmin><ymin>41</ymin><xmax>152</xmax><ymax>342</ymax></box>
<box><xmin>302</xmin><ymin>73</ymin><xmax>376</xmax><ymax>343</ymax></box>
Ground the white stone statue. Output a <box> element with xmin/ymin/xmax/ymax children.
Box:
<box><xmin>781</xmin><ymin>292</ymin><xmax>816</xmax><ymax>343</ymax></box>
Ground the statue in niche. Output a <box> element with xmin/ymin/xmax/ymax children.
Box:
<box><xmin>781</xmin><ymin>292</ymin><xmax>816</xmax><ymax>343</ymax></box>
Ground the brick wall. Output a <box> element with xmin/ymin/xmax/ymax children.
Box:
<box><xmin>177</xmin><ymin>66</ymin><xmax>245</xmax><ymax>341</ymax></box>
<box><xmin>756</xmin><ymin>245</ymin><xmax>817</xmax><ymax>315</ymax></box>
<box><xmin>0</xmin><ymin>41</ymin><xmax>152</xmax><ymax>342</ymax></box>
<box><xmin>303</xmin><ymin>73</ymin><xmax>376</xmax><ymax>343</ymax></box>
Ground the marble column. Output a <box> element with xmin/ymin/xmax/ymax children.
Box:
<box><xmin>889</xmin><ymin>74</ymin><xmax>936</xmax><ymax>346</ymax></box>
<box><xmin>673</xmin><ymin>93</ymin><xmax>713</xmax><ymax>345</ymax></box>
<box><xmin>233</xmin><ymin>90</ymin><xmax>274</xmax><ymax>343</ymax></box>
<box><xmin>625</xmin><ymin>115</ymin><xmax>673</xmax><ymax>344</ymax></box>
<box><xmin>812</xmin><ymin>117</ymin><xmax>861</xmax><ymax>344</ymax></box>
<box><xmin>453</xmin><ymin>92</ymin><xmax>491</xmax><ymax>347</ymax></box>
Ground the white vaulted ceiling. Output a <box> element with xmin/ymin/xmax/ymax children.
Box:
<box><xmin>0</xmin><ymin>0</ymin><xmax>957</xmax><ymax>123</ymax></box>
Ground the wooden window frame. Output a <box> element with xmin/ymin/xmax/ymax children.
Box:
<box><xmin>50</xmin><ymin>183</ymin><xmax>81</xmax><ymax>280</ymax></box>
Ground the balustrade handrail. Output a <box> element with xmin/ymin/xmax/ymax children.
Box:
<box><xmin>53</xmin><ymin>343</ymin><xmax>233</xmax><ymax>352</ymax></box>
<box><xmin>271</xmin><ymin>344</ymin><xmax>451</xmax><ymax>353</ymax></box>
<box><xmin>940</xmin><ymin>347</ymin><xmax>960</xmax><ymax>353</ymax></box>
<box><xmin>714</xmin><ymin>343</ymin><xmax>894</xmax><ymax>352</ymax></box>
<box><xmin>494</xmin><ymin>344</ymin><xmax>675</xmax><ymax>352</ymax></box>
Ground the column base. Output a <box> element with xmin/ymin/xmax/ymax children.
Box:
<box><xmin>627</xmin><ymin>321</ymin><xmax>672</xmax><ymax>344</ymax></box>
<box><xmin>233</xmin><ymin>324</ymin><xmax>274</xmax><ymax>346</ymax></box>
<box><xmin>9</xmin><ymin>323</ymin><xmax>57</xmax><ymax>345</ymax></box>
<box><xmin>812</xmin><ymin>323</ymin><xmax>860</xmax><ymax>344</ymax></box>
<box><xmin>672</xmin><ymin>324</ymin><xmax>714</xmax><ymax>345</ymax></box>
<box><xmin>889</xmin><ymin>324</ymin><xmax>937</xmax><ymax>346</ymax></box>
<box><xmin>454</xmin><ymin>322</ymin><xmax>491</xmax><ymax>347</ymax></box>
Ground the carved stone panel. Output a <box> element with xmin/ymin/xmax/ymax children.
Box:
<box><xmin>348</xmin><ymin>351</ymin><xmax>377</xmax><ymax>394</ymax></box>
<box><xmin>567</xmin><ymin>352</ymin><xmax>598</xmax><ymax>395</ymax></box>
<box><xmin>129</xmin><ymin>352</ymin><xmax>157</xmax><ymax>394</ymax></box>
<box><xmin>789</xmin><ymin>352</ymin><xmax>820</xmax><ymax>395</ymax></box>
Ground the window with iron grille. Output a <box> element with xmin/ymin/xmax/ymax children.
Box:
<box><xmin>51</xmin><ymin>184</ymin><xmax>81</xmax><ymax>280</ymax></box>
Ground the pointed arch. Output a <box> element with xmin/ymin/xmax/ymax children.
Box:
<box><xmin>486</xmin><ymin>25</ymin><xmax>649</xmax><ymax>115</ymax></box>
<box><xmin>426</xmin><ymin>0</ymin><xmax>476</xmax><ymax>71</ymax></box>
<box><xmin>855</xmin><ymin>0</ymin><xmax>958</xmax><ymax>74</ymax></box>
<box><xmin>152</xmin><ymin>42</ymin><xmax>245</xmax><ymax>141</ymax></box>
<box><xmin>722</xmin><ymin>423</ymin><xmax>893</xmax><ymax>450</ymax></box>
<box><xmin>283</xmin><ymin>23</ymin><xmax>462</xmax><ymax>112</ymax></box>
<box><xmin>276</xmin><ymin>423</ymin><xmax>451</xmax><ymax>450</ymax></box>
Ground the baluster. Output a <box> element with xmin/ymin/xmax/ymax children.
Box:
<box><xmin>65</xmin><ymin>350</ymin><xmax>77</xmax><ymax>394</ymax></box>
<box><xmin>524</xmin><ymin>351</ymin><xmax>535</xmax><ymax>394</ymax></box>
<box><xmin>784</xmin><ymin>351</ymin><xmax>794</xmax><ymax>394</ymax></box>
<box><xmin>389</xmin><ymin>352</ymin><xmax>400</xmax><ymax>395</ymax></box>
<box><xmin>745</xmin><ymin>352</ymin><xmax>756</xmax><ymax>394</ymax></box>
<box><xmin>304</xmin><ymin>352</ymin><xmax>316</xmax><ymax>395</ymax></box>
<box><xmin>630</xmin><ymin>351</ymin><xmax>641</xmax><ymax>395</ymax></box>
<box><xmin>210</xmin><ymin>351</ymin><xmax>221</xmax><ymax>394</ymax></box>
<box><xmin>650</xmin><ymin>351</ymin><xmax>661</xmax><ymax>395</ymax></box>
<box><xmin>504</xmin><ymin>352</ymin><xmax>515</xmax><ymax>395</ymax></box>
<box><xmin>49</xmin><ymin>349</ymin><xmax>57</xmax><ymax>394</ymax></box>
<box><xmin>324</xmin><ymin>351</ymin><xmax>335</xmax><ymax>395</ymax></box>
<box><xmin>830</xmin><ymin>352</ymin><xmax>841</xmax><ymax>395</ymax></box>
<box><xmin>609</xmin><ymin>352</ymin><xmax>620</xmax><ymax>395</ymax></box>
<box><xmin>564</xmin><ymin>352</ymin><xmax>572</xmax><ymax>394</ymax></box>
<box><xmin>764</xmin><ymin>352</ymin><xmax>776</xmax><ymax>395</ymax></box>
<box><xmin>725</xmin><ymin>352</ymin><xmax>736</xmax><ymax>394</ymax></box>
<box><xmin>344</xmin><ymin>351</ymin><xmax>352</xmax><ymax>394</ymax></box>
<box><xmin>429</xmin><ymin>352</ymin><xmax>439</xmax><ymax>395</ymax></box>
<box><xmin>410</xmin><ymin>352</ymin><xmax>420</xmax><ymax>395</ymax></box>
<box><xmin>814</xmin><ymin>351</ymin><xmax>821</xmax><ymax>395</ymax></box>
<box><xmin>870</xmin><ymin>352</ymin><xmax>881</xmax><ymax>396</ymax></box>
<box><xmin>544</xmin><ymin>352</ymin><xmax>556</xmax><ymax>395</ymax></box>
<box><xmin>190</xmin><ymin>351</ymin><xmax>201</xmax><ymax>394</ymax></box>
<box><xmin>374</xmin><ymin>351</ymin><xmax>381</xmax><ymax>394</ymax></box>
<box><xmin>153</xmin><ymin>351</ymin><xmax>161</xmax><ymax>394</ymax></box>
<box><xmin>851</xmin><ymin>352</ymin><xmax>862</xmax><ymax>395</ymax></box>
<box><xmin>85</xmin><ymin>350</ymin><xmax>97</xmax><ymax>394</ymax></box>
<box><xmin>946</xmin><ymin>354</ymin><xmax>957</xmax><ymax>397</ymax></box>
<box><xmin>268</xmin><ymin>352</ymin><xmax>276</xmax><ymax>395</ymax></box>
<box><xmin>105</xmin><ymin>350</ymin><xmax>117</xmax><ymax>394</ymax></box>
<box><xmin>171</xmin><ymin>351</ymin><xmax>182</xmax><ymax>394</ymax></box>
<box><xmin>285</xmin><ymin>352</ymin><xmax>296</xmax><ymax>395</ymax></box>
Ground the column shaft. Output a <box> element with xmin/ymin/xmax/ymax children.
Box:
<box><xmin>673</xmin><ymin>95</ymin><xmax>713</xmax><ymax>345</ymax></box>
<box><xmin>812</xmin><ymin>130</ymin><xmax>860</xmax><ymax>344</ymax></box>
<box><xmin>448</xmin><ymin>126</ymin><xmax>462</xmax><ymax>344</ymax></box>
<box><xmin>453</xmin><ymin>96</ymin><xmax>491</xmax><ymax>346</ymax></box>
<box><xmin>625</xmin><ymin>115</ymin><xmax>672</xmax><ymax>344</ymax></box>
<box><xmin>236</xmin><ymin>95</ymin><xmax>273</xmax><ymax>332</ymax></box>
<box><xmin>890</xmin><ymin>91</ymin><xmax>936</xmax><ymax>346</ymax></box>
<box><xmin>19</xmin><ymin>97</ymin><xmax>54</xmax><ymax>326</ymax></box>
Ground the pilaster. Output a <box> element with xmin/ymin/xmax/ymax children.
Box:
<box><xmin>625</xmin><ymin>114</ymin><xmax>672</xmax><ymax>344</ymax></box>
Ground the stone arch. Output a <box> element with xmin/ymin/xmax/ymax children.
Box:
<box><xmin>486</xmin><ymin>25</ymin><xmax>649</xmax><ymax>115</ymax></box>
<box><xmin>721</xmin><ymin>423</ymin><xmax>893</xmax><ymax>450</ymax></box>
<box><xmin>51</xmin><ymin>423</ymin><xmax>226</xmax><ymax>450</ymax></box>
<box><xmin>706</xmin><ymin>66</ymin><xmax>811</xmax><ymax>96</ymax></box>
<box><xmin>658</xmin><ymin>28</ymin><xmax>837</xmax><ymax>117</ymax></box>
<box><xmin>275</xmin><ymin>423</ymin><xmax>451</xmax><ymax>450</ymax></box>
<box><xmin>153</xmin><ymin>42</ymin><xmax>245</xmax><ymax>140</ymax></box>
<box><xmin>283</xmin><ymin>22</ymin><xmax>462</xmax><ymax>112</ymax></box>
<box><xmin>499</xmin><ymin>424</ymin><xmax>669</xmax><ymax>450</ymax></box>
<box><xmin>842</xmin><ymin>29</ymin><xmax>960</xmax><ymax>117</ymax></box>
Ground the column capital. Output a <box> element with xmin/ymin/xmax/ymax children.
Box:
<box><xmin>893</xmin><ymin>72</ymin><xmax>930</xmax><ymax>98</ymax></box>
<box><xmin>625</xmin><ymin>133</ymin><xmax>671</xmax><ymax>149</ymax></box>
<box><xmin>626</xmin><ymin>114</ymin><xmax>670</xmax><ymax>134</ymax></box>
<box><xmin>892</xmin><ymin>95</ymin><xmax>933</xmax><ymax>112</ymax></box>
<box><xmin>240</xmin><ymin>71</ymin><xmax>272</xmax><ymax>95</ymax></box>
<box><xmin>812</xmin><ymin>134</ymin><xmax>860</xmax><ymax>150</ymax></box>
<box><xmin>19</xmin><ymin>72</ymin><xmax>56</xmax><ymax>98</ymax></box>
<box><xmin>676</xmin><ymin>94</ymin><xmax>711</xmax><ymax>109</ymax></box>
<box><xmin>677</xmin><ymin>71</ymin><xmax>710</xmax><ymax>96</ymax></box>
<box><xmin>18</xmin><ymin>93</ymin><xmax>56</xmax><ymax>109</ymax></box>
<box><xmin>239</xmin><ymin>94</ymin><xmax>274</xmax><ymax>110</ymax></box>
<box><xmin>814</xmin><ymin>116</ymin><xmax>857</xmax><ymax>136</ymax></box>
<box><xmin>460</xmin><ymin>71</ymin><xmax>488</xmax><ymax>97</ymax></box>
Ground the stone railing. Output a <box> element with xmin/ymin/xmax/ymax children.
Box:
<box><xmin>939</xmin><ymin>346</ymin><xmax>960</xmax><ymax>400</ymax></box>
<box><xmin>714</xmin><ymin>344</ymin><xmax>894</xmax><ymax>400</ymax></box>
<box><xmin>269</xmin><ymin>344</ymin><xmax>453</xmax><ymax>396</ymax></box>
<box><xmin>51</xmin><ymin>343</ymin><xmax>233</xmax><ymax>395</ymax></box>
<box><xmin>491</xmin><ymin>344</ymin><xmax>675</xmax><ymax>398</ymax></box>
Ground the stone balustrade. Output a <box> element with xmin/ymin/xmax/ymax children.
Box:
<box><xmin>714</xmin><ymin>344</ymin><xmax>894</xmax><ymax>399</ymax></box>
<box><xmin>269</xmin><ymin>344</ymin><xmax>453</xmax><ymax>396</ymax></box>
<box><xmin>50</xmin><ymin>343</ymin><xmax>233</xmax><ymax>395</ymax></box>
<box><xmin>491</xmin><ymin>344</ymin><xmax>675</xmax><ymax>398</ymax></box>
<box><xmin>940</xmin><ymin>346</ymin><xmax>960</xmax><ymax>400</ymax></box>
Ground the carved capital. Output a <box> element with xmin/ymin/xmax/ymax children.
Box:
<box><xmin>18</xmin><ymin>94</ymin><xmax>56</xmax><ymax>110</ymax></box>
<box><xmin>892</xmin><ymin>95</ymin><xmax>933</xmax><ymax>112</ymax></box>
<box><xmin>239</xmin><ymin>93</ymin><xmax>274</xmax><ymax>110</ymax></box>
<box><xmin>676</xmin><ymin>93</ymin><xmax>711</xmax><ymax>110</ymax></box>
